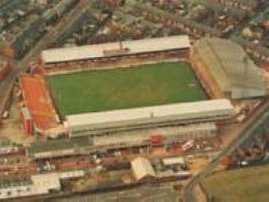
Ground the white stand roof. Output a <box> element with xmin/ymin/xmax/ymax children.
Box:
<box><xmin>66</xmin><ymin>99</ymin><xmax>234</xmax><ymax>133</ymax></box>
<box><xmin>42</xmin><ymin>35</ymin><xmax>190</xmax><ymax>64</ymax></box>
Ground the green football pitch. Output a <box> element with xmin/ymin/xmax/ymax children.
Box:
<box><xmin>46</xmin><ymin>62</ymin><xmax>207</xmax><ymax>117</ymax></box>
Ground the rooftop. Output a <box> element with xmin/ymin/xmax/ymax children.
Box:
<box><xmin>28</xmin><ymin>136</ymin><xmax>92</xmax><ymax>155</ymax></box>
<box><xmin>193</xmin><ymin>37</ymin><xmax>267</xmax><ymax>94</ymax></box>
<box><xmin>66</xmin><ymin>99</ymin><xmax>234</xmax><ymax>132</ymax></box>
<box><xmin>93</xmin><ymin>123</ymin><xmax>217</xmax><ymax>146</ymax></box>
<box><xmin>131</xmin><ymin>157</ymin><xmax>156</xmax><ymax>181</ymax></box>
<box><xmin>41</xmin><ymin>35</ymin><xmax>190</xmax><ymax>64</ymax></box>
<box><xmin>162</xmin><ymin>157</ymin><xmax>185</xmax><ymax>166</ymax></box>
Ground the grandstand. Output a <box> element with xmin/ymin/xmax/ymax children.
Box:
<box><xmin>20</xmin><ymin>75</ymin><xmax>66</xmax><ymax>137</ymax></box>
<box><xmin>191</xmin><ymin>37</ymin><xmax>268</xmax><ymax>99</ymax></box>
<box><xmin>42</xmin><ymin>35</ymin><xmax>190</xmax><ymax>63</ymax></box>
<box><xmin>39</xmin><ymin>35</ymin><xmax>191</xmax><ymax>73</ymax></box>
<box><xmin>66</xmin><ymin>99</ymin><xmax>234</xmax><ymax>137</ymax></box>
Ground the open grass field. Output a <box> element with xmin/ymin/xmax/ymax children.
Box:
<box><xmin>203</xmin><ymin>165</ymin><xmax>269</xmax><ymax>202</ymax></box>
<box><xmin>46</xmin><ymin>62</ymin><xmax>207</xmax><ymax>117</ymax></box>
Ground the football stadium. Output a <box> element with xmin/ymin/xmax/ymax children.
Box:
<box><xmin>20</xmin><ymin>35</ymin><xmax>260</xmax><ymax>140</ymax></box>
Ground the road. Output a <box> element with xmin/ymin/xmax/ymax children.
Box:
<box><xmin>183</xmin><ymin>99</ymin><xmax>269</xmax><ymax>202</ymax></box>
<box><xmin>0</xmin><ymin>0</ymin><xmax>90</xmax><ymax>117</ymax></box>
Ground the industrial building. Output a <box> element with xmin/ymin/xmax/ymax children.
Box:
<box><xmin>131</xmin><ymin>157</ymin><xmax>156</xmax><ymax>182</ymax></box>
<box><xmin>190</xmin><ymin>37</ymin><xmax>268</xmax><ymax>99</ymax></box>
<box><xmin>0</xmin><ymin>171</ymin><xmax>84</xmax><ymax>200</ymax></box>
<box><xmin>66</xmin><ymin>99</ymin><xmax>234</xmax><ymax>137</ymax></box>
<box><xmin>131</xmin><ymin>156</ymin><xmax>191</xmax><ymax>183</ymax></box>
<box><xmin>27</xmin><ymin>136</ymin><xmax>92</xmax><ymax>160</ymax></box>
<box><xmin>162</xmin><ymin>157</ymin><xmax>186</xmax><ymax>168</ymax></box>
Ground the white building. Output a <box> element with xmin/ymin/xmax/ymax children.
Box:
<box><xmin>162</xmin><ymin>157</ymin><xmax>186</xmax><ymax>167</ymax></box>
<box><xmin>41</xmin><ymin>35</ymin><xmax>190</xmax><ymax>64</ymax></box>
<box><xmin>131</xmin><ymin>157</ymin><xmax>156</xmax><ymax>181</ymax></box>
<box><xmin>0</xmin><ymin>171</ymin><xmax>85</xmax><ymax>200</ymax></box>
<box><xmin>66</xmin><ymin>99</ymin><xmax>234</xmax><ymax>137</ymax></box>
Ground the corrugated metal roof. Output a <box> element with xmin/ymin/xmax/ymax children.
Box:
<box><xmin>28</xmin><ymin>136</ymin><xmax>92</xmax><ymax>155</ymax></box>
<box><xmin>0</xmin><ymin>171</ymin><xmax>84</xmax><ymax>199</ymax></box>
<box><xmin>193</xmin><ymin>37</ymin><xmax>267</xmax><ymax>98</ymax></box>
<box><xmin>66</xmin><ymin>99</ymin><xmax>234</xmax><ymax>132</ymax></box>
<box><xmin>131</xmin><ymin>157</ymin><xmax>155</xmax><ymax>180</ymax></box>
<box><xmin>31</xmin><ymin>173</ymin><xmax>61</xmax><ymax>194</ymax></box>
<box><xmin>162</xmin><ymin>157</ymin><xmax>185</xmax><ymax>166</ymax></box>
<box><xmin>41</xmin><ymin>35</ymin><xmax>190</xmax><ymax>64</ymax></box>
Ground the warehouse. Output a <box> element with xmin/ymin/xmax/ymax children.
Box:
<box><xmin>27</xmin><ymin>136</ymin><xmax>92</xmax><ymax>159</ymax></box>
<box><xmin>131</xmin><ymin>157</ymin><xmax>156</xmax><ymax>182</ymax></box>
<box><xmin>0</xmin><ymin>171</ymin><xmax>84</xmax><ymax>200</ymax></box>
<box><xmin>191</xmin><ymin>37</ymin><xmax>267</xmax><ymax>99</ymax></box>
<box><xmin>66</xmin><ymin>99</ymin><xmax>234</xmax><ymax>137</ymax></box>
